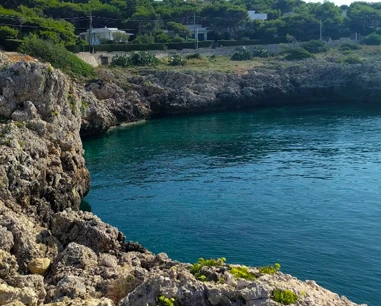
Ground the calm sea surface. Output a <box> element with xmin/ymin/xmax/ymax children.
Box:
<box><xmin>83</xmin><ymin>104</ymin><xmax>381</xmax><ymax>306</ymax></box>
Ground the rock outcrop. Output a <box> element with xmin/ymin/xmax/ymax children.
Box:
<box><xmin>0</xmin><ymin>54</ymin><xmax>368</xmax><ymax>305</ymax></box>
<box><xmin>80</xmin><ymin>60</ymin><xmax>381</xmax><ymax>136</ymax></box>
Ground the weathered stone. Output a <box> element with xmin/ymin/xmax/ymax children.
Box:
<box><xmin>28</xmin><ymin>258</ymin><xmax>51</xmax><ymax>275</ymax></box>
<box><xmin>0</xmin><ymin>226</ymin><xmax>14</xmax><ymax>253</ymax></box>
<box><xmin>45</xmin><ymin>297</ymin><xmax>114</xmax><ymax>306</ymax></box>
<box><xmin>6</xmin><ymin>275</ymin><xmax>46</xmax><ymax>302</ymax></box>
<box><xmin>0</xmin><ymin>284</ymin><xmax>38</xmax><ymax>306</ymax></box>
<box><xmin>0</xmin><ymin>251</ymin><xmax>18</xmax><ymax>279</ymax></box>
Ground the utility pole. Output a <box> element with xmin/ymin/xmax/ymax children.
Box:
<box><xmin>319</xmin><ymin>19</ymin><xmax>322</xmax><ymax>40</ymax></box>
<box><xmin>193</xmin><ymin>11</ymin><xmax>197</xmax><ymax>50</ymax></box>
<box><xmin>89</xmin><ymin>8</ymin><xmax>93</xmax><ymax>53</ymax></box>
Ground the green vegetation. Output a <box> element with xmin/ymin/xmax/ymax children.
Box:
<box><xmin>190</xmin><ymin>257</ymin><xmax>226</xmax><ymax>281</ymax></box>
<box><xmin>284</xmin><ymin>48</ymin><xmax>314</xmax><ymax>60</ymax></box>
<box><xmin>364</xmin><ymin>33</ymin><xmax>381</xmax><ymax>45</ymax></box>
<box><xmin>229</xmin><ymin>266</ymin><xmax>256</xmax><ymax>280</ymax></box>
<box><xmin>2</xmin><ymin>0</ymin><xmax>381</xmax><ymax>50</ymax></box>
<box><xmin>0</xmin><ymin>26</ymin><xmax>18</xmax><ymax>42</ymax></box>
<box><xmin>168</xmin><ymin>53</ymin><xmax>186</xmax><ymax>66</ymax></box>
<box><xmin>341</xmin><ymin>55</ymin><xmax>363</xmax><ymax>64</ymax></box>
<box><xmin>156</xmin><ymin>296</ymin><xmax>176</xmax><ymax>306</ymax></box>
<box><xmin>186</xmin><ymin>53</ymin><xmax>202</xmax><ymax>60</ymax></box>
<box><xmin>111</xmin><ymin>51</ymin><xmax>159</xmax><ymax>67</ymax></box>
<box><xmin>272</xmin><ymin>289</ymin><xmax>298</xmax><ymax>305</ymax></box>
<box><xmin>339</xmin><ymin>42</ymin><xmax>362</xmax><ymax>51</ymax></box>
<box><xmin>231</xmin><ymin>46</ymin><xmax>253</xmax><ymax>61</ymax></box>
<box><xmin>259</xmin><ymin>263</ymin><xmax>281</xmax><ymax>274</ymax></box>
<box><xmin>301</xmin><ymin>40</ymin><xmax>329</xmax><ymax>54</ymax></box>
<box><xmin>252</xmin><ymin>47</ymin><xmax>270</xmax><ymax>58</ymax></box>
<box><xmin>18</xmin><ymin>37</ymin><xmax>94</xmax><ymax>78</ymax></box>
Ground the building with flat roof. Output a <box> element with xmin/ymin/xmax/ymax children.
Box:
<box><xmin>79</xmin><ymin>27</ymin><xmax>133</xmax><ymax>45</ymax></box>
<box><xmin>248</xmin><ymin>10</ymin><xmax>268</xmax><ymax>21</ymax></box>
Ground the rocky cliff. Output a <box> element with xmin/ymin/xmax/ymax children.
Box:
<box><xmin>0</xmin><ymin>54</ymin><xmax>368</xmax><ymax>306</ymax></box>
<box><xmin>80</xmin><ymin>60</ymin><xmax>381</xmax><ymax>136</ymax></box>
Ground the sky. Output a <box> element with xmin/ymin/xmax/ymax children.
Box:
<box><xmin>307</xmin><ymin>0</ymin><xmax>377</xmax><ymax>6</ymax></box>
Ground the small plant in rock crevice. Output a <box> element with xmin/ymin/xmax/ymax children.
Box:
<box><xmin>156</xmin><ymin>295</ymin><xmax>176</xmax><ymax>306</ymax></box>
<box><xmin>272</xmin><ymin>289</ymin><xmax>298</xmax><ymax>305</ymax></box>
<box><xmin>190</xmin><ymin>257</ymin><xmax>226</xmax><ymax>281</ymax></box>
<box><xmin>229</xmin><ymin>266</ymin><xmax>256</xmax><ymax>280</ymax></box>
<box><xmin>259</xmin><ymin>263</ymin><xmax>281</xmax><ymax>274</ymax></box>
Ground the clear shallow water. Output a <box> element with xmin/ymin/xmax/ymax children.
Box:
<box><xmin>83</xmin><ymin>104</ymin><xmax>381</xmax><ymax>306</ymax></box>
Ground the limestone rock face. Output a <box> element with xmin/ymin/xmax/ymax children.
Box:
<box><xmin>0</xmin><ymin>55</ymin><xmax>368</xmax><ymax>306</ymax></box>
<box><xmin>78</xmin><ymin>60</ymin><xmax>381</xmax><ymax>137</ymax></box>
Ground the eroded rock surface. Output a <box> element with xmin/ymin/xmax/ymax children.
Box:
<box><xmin>0</xmin><ymin>54</ymin><xmax>368</xmax><ymax>305</ymax></box>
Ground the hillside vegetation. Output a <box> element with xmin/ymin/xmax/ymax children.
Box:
<box><xmin>1</xmin><ymin>0</ymin><xmax>381</xmax><ymax>47</ymax></box>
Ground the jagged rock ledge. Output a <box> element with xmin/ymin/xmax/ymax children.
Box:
<box><xmin>80</xmin><ymin>60</ymin><xmax>381</xmax><ymax>136</ymax></box>
<box><xmin>0</xmin><ymin>54</ymin><xmax>368</xmax><ymax>305</ymax></box>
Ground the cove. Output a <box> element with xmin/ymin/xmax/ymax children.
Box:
<box><xmin>83</xmin><ymin>103</ymin><xmax>381</xmax><ymax>306</ymax></box>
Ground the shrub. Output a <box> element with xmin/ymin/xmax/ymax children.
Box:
<box><xmin>156</xmin><ymin>296</ymin><xmax>175</xmax><ymax>306</ymax></box>
<box><xmin>259</xmin><ymin>263</ymin><xmax>281</xmax><ymax>274</ymax></box>
<box><xmin>0</xmin><ymin>26</ymin><xmax>18</xmax><ymax>41</ymax></box>
<box><xmin>252</xmin><ymin>46</ymin><xmax>270</xmax><ymax>58</ymax></box>
<box><xmin>186</xmin><ymin>53</ymin><xmax>202</xmax><ymax>59</ymax></box>
<box><xmin>301</xmin><ymin>40</ymin><xmax>328</xmax><ymax>54</ymax></box>
<box><xmin>229</xmin><ymin>266</ymin><xmax>256</xmax><ymax>280</ymax></box>
<box><xmin>18</xmin><ymin>37</ymin><xmax>94</xmax><ymax>78</ymax></box>
<box><xmin>133</xmin><ymin>34</ymin><xmax>155</xmax><ymax>45</ymax></box>
<box><xmin>339</xmin><ymin>42</ymin><xmax>361</xmax><ymax>51</ymax></box>
<box><xmin>111</xmin><ymin>54</ymin><xmax>131</xmax><ymax>67</ymax></box>
<box><xmin>364</xmin><ymin>33</ymin><xmax>381</xmax><ymax>46</ymax></box>
<box><xmin>341</xmin><ymin>55</ymin><xmax>363</xmax><ymax>64</ymax></box>
<box><xmin>129</xmin><ymin>51</ymin><xmax>159</xmax><ymax>66</ymax></box>
<box><xmin>155</xmin><ymin>31</ymin><xmax>171</xmax><ymax>43</ymax></box>
<box><xmin>231</xmin><ymin>46</ymin><xmax>252</xmax><ymax>61</ymax></box>
<box><xmin>284</xmin><ymin>48</ymin><xmax>314</xmax><ymax>60</ymax></box>
<box><xmin>168</xmin><ymin>53</ymin><xmax>186</xmax><ymax>66</ymax></box>
<box><xmin>190</xmin><ymin>257</ymin><xmax>226</xmax><ymax>281</ymax></box>
<box><xmin>272</xmin><ymin>289</ymin><xmax>298</xmax><ymax>305</ymax></box>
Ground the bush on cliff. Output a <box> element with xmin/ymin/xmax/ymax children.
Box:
<box><xmin>229</xmin><ymin>266</ymin><xmax>256</xmax><ymax>280</ymax></box>
<box><xmin>301</xmin><ymin>40</ymin><xmax>328</xmax><ymax>54</ymax></box>
<box><xmin>18</xmin><ymin>37</ymin><xmax>94</xmax><ymax>78</ymax></box>
<box><xmin>111</xmin><ymin>51</ymin><xmax>159</xmax><ymax>67</ymax></box>
<box><xmin>284</xmin><ymin>48</ymin><xmax>314</xmax><ymax>60</ymax></box>
<box><xmin>339</xmin><ymin>42</ymin><xmax>361</xmax><ymax>51</ymax></box>
<box><xmin>340</xmin><ymin>55</ymin><xmax>364</xmax><ymax>64</ymax></box>
<box><xmin>190</xmin><ymin>257</ymin><xmax>226</xmax><ymax>281</ymax></box>
<box><xmin>259</xmin><ymin>263</ymin><xmax>281</xmax><ymax>274</ymax></box>
<box><xmin>168</xmin><ymin>53</ymin><xmax>186</xmax><ymax>66</ymax></box>
<box><xmin>364</xmin><ymin>33</ymin><xmax>381</xmax><ymax>45</ymax></box>
<box><xmin>231</xmin><ymin>46</ymin><xmax>252</xmax><ymax>61</ymax></box>
<box><xmin>272</xmin><ymin>289</ymin><xmax>298</xmax><ymax>305</ymax></box>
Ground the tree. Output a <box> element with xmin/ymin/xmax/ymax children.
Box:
<box><xmin>113</xmin><ymin>32</ymin><xmax>129</xmax><ymax>43</ymax></box>
<box><xmin>0</xmin><ymin>26</ymin><xmax>19</xmax><ymax>42</ymax></box>
<box><xmin>347</xmin><ymin>3</ymin><xmax>381</xmax><ymax>35</ymax></box>
<box><xmin>166</xmin><ymin>22</ymin><xmax>191</xmax><ymax>38</ymax></box>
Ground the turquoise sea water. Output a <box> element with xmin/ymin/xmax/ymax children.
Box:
<box><xmin>83</xmin><ymin>104</ymin><xmax>381</xmax><ymax>306</ymax></box>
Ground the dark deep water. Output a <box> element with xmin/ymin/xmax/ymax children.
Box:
<box><xmin>83</xmin><ymin>104</ymin><xmax>381</xmax><ymax>306</ymax></box>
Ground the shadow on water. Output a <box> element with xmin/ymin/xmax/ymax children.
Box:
<box><xmin>80</xmin><ymin>199</ymin><xmax>92</xmax><ymax>212</ymax></box>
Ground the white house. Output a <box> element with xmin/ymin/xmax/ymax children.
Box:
<box><xmin>248</xmin><ymin>10</ymin><xmax>268</xmax><ymax>21</ymax></box>
<box><xmin>185</xmin><ymin>24</ymin><xmax>209</xmax><ymax>41</ymax></box>
<box><xmin>79</xmin><ymin>27</ymin><xmax>132</xmax><ymax>45</ymax></box>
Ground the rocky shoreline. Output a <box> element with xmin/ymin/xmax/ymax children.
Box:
<box><xmin>0</xmin><ymin>53</ymin><xmax>371</xmax><ymax>305</ymax></box>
